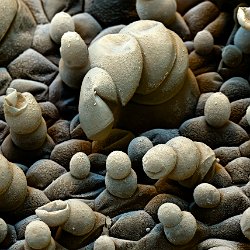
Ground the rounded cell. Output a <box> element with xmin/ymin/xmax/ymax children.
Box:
<box><xmin>204</xmin><ymin>92</ymin><xmax>231</xmax><ymax>128</ymax></box>
<box><xmin>25</xmin><ymin>221</ymin><xmax>51</xmax><ymax>249</ymax></box>
<box><xmin>70</xmin><ymin>152</ymin><xmax>91</xmax><ymax>179</ymax></box>
<box><xmin>158</xmin><ymin>203</ymin><xmax>182</xmax><ymax>228</ymax></box>
<box><xmin>193</xmin><ymin>183</ymin><xmax>221</xmax><ymax>208</ymax></box>
<box><xmin>142</xmin><ymin>144</ymin><xmax>176</xmax><ymax>179</ymax></box>
<box><xmin>194</xmin><ymin>30</ymin><xmax>214</xmax><ymax>56</ymax></box>
<box><xmin>106</xmin><ymin>151</ymin><xmax>131</xmax><ymax>180</ymax></box>
<box><xmin>166</xmin><ymin>136</ymin><xmax>200</xmax><ymax>180</ymax></box>
<box><xmin>50</xmin><ymin>12</ymin><xmax>75</xmax><ymax>44</ymax></box>
<box><xmin>94</xmin><ymin>235</ymin><xmax>116</xmax><ymax>250</ymax></box>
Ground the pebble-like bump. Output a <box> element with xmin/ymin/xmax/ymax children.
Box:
<box><xmin>204</xmin><ymin>92</ymin><xmax>231</xmax><ymax>128</ymax></box>
<box><xmin>142</xmin><ymin>144</ymin><xmax>177</xmax><ymax>179</ymax></box>
<box><xmin>193</xmin><ymin>183</ymin><xmax>221</xmax><ymax>208</ymax></box>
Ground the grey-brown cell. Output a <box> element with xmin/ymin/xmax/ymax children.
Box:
<box><xmin>72</xmin><ymin>13</ymin><xmax>102</xmax><ymax>45</ymax></box>
<box><xmin>32</xmin><ymin>24</ymin><xmax>56</xmax><ymax>55</ymax></box>
<box><xmin>220</xmin><ymin>77</ymin><xmax>250</xmax><ymax>102</ymax></box>
<box><xmin>127</xmin><ymin>136</ymin><xmax>153</xmax><ymax>165</ymax></box>
<box><xmin>222</xmin><ymin>45</ymin><xmax>243</xmax><ymax>68</ymax></box>
<box><xmin>180</xmin><ymin>116</ymin><xmax>249</xmax><ymax>149</ymax></box>
<box><xmin>0</xmin><ymin>68</ymin><xmax>12</xmax><ymax>96</ymax></box>
<box><xmin>0</xmin><ymin>0</ymin><xmax>36</xmax><ymax>65</ymax></box>
<box><xmin>144</xmin><ymin>193</ymin><xmax>189</xmax><ymax>222</ymax></box>
<box><xmin>50</xmin><ymin>139</ymin><xmax>91</xmax><ymax>169</ymax></box>
<box><xmin>26</xmin><ymin>159</ymin><xmax>67</xmax><ymax>189</ymax></box>
<box><xmin>136</xmin><ymin>0</ymin><xmax>177</xmax><ymax>25</ymax></box>
<box><xmin>47</xmin><ymin>119</ymin><xmax>70</xmax><ymax>144</ymax></box>
<box><xmin>214</xmin><ymin>146</ymin><xmax>241</xmax><ymax>166</ymax></box>
<box><xmin>94</xmin><ymin>184</ymin><xmax>158</xmax><ymax>218</ymax></box>
<box><xmin>204</xmin><ymin>12</ymin><xmax>231</xmax><ymax>39</ymax></box>
<box><xmin>168</xmin><ymin>12</ymin><xmax>191</xmax><ymax>41</ymax></box>
<box><xmin>22</xmin><ymin>0</ymin><xmax>49</xmax><ymax>24</ymax></box>
<box><xmin>91</xmin><ymin>24</ymin><xmax>126</xmax><ymax>44</ymax></box>
<box><xmin>110</xmin><ymin>210</ymin><xmax>155</xmax><ymax>241</ymax></box>
<box><xmin>230</xmin><ymin>98</ymin><xmax>250</xmax><ymax>123</ymax></box>
<box><xmin>39</xmin><ymin>102</ymin><xmax>60</xmax><ymax>129</ymax></box>
<box><xmin>176</xmin><ymin>0</ymin><xmax>203</xmax><ymax>14</ymax></box>
<box><xmin>195</xmin><ymin>93</ymin><xmax>213</xmax><ymax>116</ymax></box>
<box><xmin>84</xmin><ymin>0</ymin><xmax>138</xmax><ymax>28</ymax></box>
<box><xmin>225</xmin><ymin>157</ymin><xmax>250</xmax><ymax>184</ymax></box>
<box><xmin>196</xmin><ymin>72</ymin><xmax>223</xmax><ymax>93</ymax></box>
<box><xmin>9</xmin><ymin>79</ymin><xmax>49</xmax><ymax>102</ymax></box>
<box><xmin>7</xmin><ymin>49</ymin><xmax>58</xmax><ymax>86</ymax></box>
<box><xmin>183</xmin><ymin>1</ymin><xmax>220</xmax><ymax>37</ymax></box>
<box><xmin>140</xmin><ymin>129</ymin><xmax>180</xmax><ymax>145</ymax></box>
<box><xmin>44</xmin><ymin>170</ymin><xmax>104</xmax><ymax>201</ymax></box>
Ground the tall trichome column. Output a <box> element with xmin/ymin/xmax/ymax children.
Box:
<box><xmin>4</xmin><ymin>88</ymin><xmax>47</xmax><ymax>150</ymax></box>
